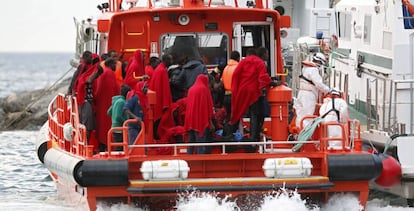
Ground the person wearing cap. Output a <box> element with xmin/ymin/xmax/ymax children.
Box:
<box><xmin>319</xmin><ymin>88</ymin><xmax>349</xmax><ymax>148</ymax></box>
<box><xmin>294</xmin><ymin>52</ymin><xmax>331</xmax><ymax>129</ymax></box>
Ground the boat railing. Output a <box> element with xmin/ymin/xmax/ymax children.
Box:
<box><xmin>101</xmin><ymin>123</ymin><xmax>362</xmax><ymax>159</ymax></box>
<box><xmin>126</xmin><ymin>140</ymin><xmax>322</xmax><ymax>155</ymax></box>
<box><xmin>330</xmin><ymin>51</ymin><xmax>350</xmax><ymax>66</ymax></box>
<box><xmin>67</xmin><ymin>95</ymin><xmax>90</xmax><ymax>156</ymax></box>
<box><xmin>47</xmin><ymin>94</ymin><xmax>92</xmax><ymax>157</ymax></box>
<box><xmin>361</xmin><ymin>77</ymin><xmax>413</xmax><ymax>135</ymax></box>
<box><xmin>47</xmin><ymin>95</ymin><xmax>65</xmax><ymax>145</ymax></box>
<box><xmin>297</xmin><ymin>114</ymin><xmax>362</xmax><ymax>152</ymax></box>
<box><xmin>106</xmin><ymin>119</ymin><xmax>146</xmax><ymax>156</ymax></box>
<box><xmin>99</xmin><ymin>108</ymin><xmax>363</xmax><ymax>159</ymax></box>
<box><xmin>106</xmin><ymin>126</ymin><xmax>129</xmax><ymax>154</ymax></box>
<box><xmin>106</xmin><ymin>0</ymin><xmax>271</xmax><ymax>12</ymax></box>
<box><xmin>103</xmin><ymin>120</ymin><xmax>326</xmax><ymax>158</ymax></box>
<box><xmin>319</xmin><ymin>120</ymin><xmax>362</xmax><ymax>151</ymax></box>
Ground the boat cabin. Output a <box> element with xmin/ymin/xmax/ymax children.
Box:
<box><xmin>73</xmin><ymin>0</ymin><xmax>291</xmax><ymax>78</ymax></box>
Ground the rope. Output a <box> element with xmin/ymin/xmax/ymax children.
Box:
<box><xmin>5</xmin><ymin>66</ymin><xmax>74</xmax><ymax>129</ymax></box>
<box><xmin>292</xmin><ymin>117</ymin><xmax>324</xmax><ymax>152</ymax></box>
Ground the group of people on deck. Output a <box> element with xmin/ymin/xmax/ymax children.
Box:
<box><xmin>68</xmin><ymin>45</ymin><xmax>348</xmax><ymax>154</ymax></box>
<box><xmin>67</xmin><ymin>46</ymin><xmax>281</xmax><ymax>154</ymax></box>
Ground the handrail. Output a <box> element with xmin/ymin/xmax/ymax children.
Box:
<box><xmin>47</xmin><ymin>94</ymin><xmax>59</xmax><ymax>142</ymax></box>
<box><xmin>297</xmin><ymin>114</ymin><xmax>361</xmax><ymax>152</ymax></box>
<box><xmin>107</xmin><ymin>119</ymin><xmax>146</xmax><ymax>157</ymax></box>
<box><xmin>127</xmin><ymin>140</ymin><xmax>322</xmax><ymax>156</ymax></box>
<box><xmin>48</xmin><ymin>95</ymin><xmax>363</xmax><ymax>161</ymax></box>
<box><xmin>47</xmin><ymin>94</ymin><xmax>67</xmax><ymax>148</ymax></box>
<box><xmin>47</xmin><ymin>94</ymin><xmax>91</xmax><ymax>157</ymax></box>
<box><xmin>319</xmin><ymin>121</ymin><xmax>349</xmax><ymax>152</ymax></box>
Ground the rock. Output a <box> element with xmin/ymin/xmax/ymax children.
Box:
<box><xmin>2</xmin><ymin>94</ymin><xmax>25</xmax><ymax>113</ymax></box>
<box><xmin>0</xmin><ymin>78</ymin><xmax>70</xmax><ymax>131</ymax></box>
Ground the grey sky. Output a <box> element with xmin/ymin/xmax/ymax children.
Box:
<box><xmin>0</xmin><ymin>0</ymin><xmax>101</xmax><ymax>52</ymax></box>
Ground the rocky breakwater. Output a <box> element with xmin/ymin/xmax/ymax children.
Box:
<box><xmin>0</xmin><ymin>79</ymin><xmax>70</xmax><ymax>131</ymax></box>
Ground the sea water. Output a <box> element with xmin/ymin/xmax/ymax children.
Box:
<box><xmin>0</xmin><ymin>52</ymin><xmax>74</xmax><ymax>98</ymax></box>
<box><xmin>0</xmin><ymin>53</ymin><xmax>413</xmax><ymax>210</ymax></box>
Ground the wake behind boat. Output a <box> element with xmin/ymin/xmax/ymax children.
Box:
<box><xmin>36</xmin><ymin>0</ymin><xmax>393</xmax><ymax>210</ymax></box>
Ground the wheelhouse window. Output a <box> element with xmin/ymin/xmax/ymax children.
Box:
<box><xmin>364</xmin><ymin>15</ymin><xmax>372</xmax><ymax>45</ymax></box>
<box><xmin>315</xmin><ymin>16</ymin><xmax>331</xmax><ymax>38</ymax></box>
<box><xmin>337</xmin><ymin>11</ymin><xmax>351</xmax><ymax>40</ymax></box>
<box><xmin>233</xmin><ymin>23</ymin><xmax>274</xmax><ymax>75</ymax></box>
<box><xmin>383</xmin><ymin>31</ymin><xmax>392</xmax><ymax>50</ymax></box>
<box><xmin>161</xmin><ymin>33</ymin><xmax>229</xmax><ymax>67</ymax></box>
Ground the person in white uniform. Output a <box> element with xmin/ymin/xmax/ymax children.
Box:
<box><xmin>319</xmin><ymin>88</ymin><xmax>349</xmax><ymax>148</ymax></box>
<box><xmin>294</xmin><ymin>52</ymin><xmax>331</xmax><ymax>129</ymax></box>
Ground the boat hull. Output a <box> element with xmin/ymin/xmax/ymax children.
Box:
<box><xmin>41</xmin><ymin>139</ymin><xmax>380</xmax><ymax>210</ymax></box>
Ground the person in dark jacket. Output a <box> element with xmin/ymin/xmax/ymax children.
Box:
<box><xmin>170</xmin><ymin>56</ymin><xmax>208</xmax><ymax>101</ymax></box>
<box><xmin>180</xmin><ymin>58</ymin><xmax>208</xmax><ymax>89</ymax></box>
<box><xmin>124</xmin><ymin>81</ymin><xmax>147</xmax><ymax>145</ymax></box>
<box><xmin>168</xmin><ymin>55</ymin><xmax>187</xmax><ymax>102</ymax></box>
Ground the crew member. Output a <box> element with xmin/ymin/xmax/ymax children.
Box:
<box><xmin>319</xmin><ymin>88</ymin><xmax>349</xmax><ymax>148</ymax></box>
<box><xmin>294</xmin><ymin>52</ymin><xmax>331</xmax><ymax>129</ymax></box>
